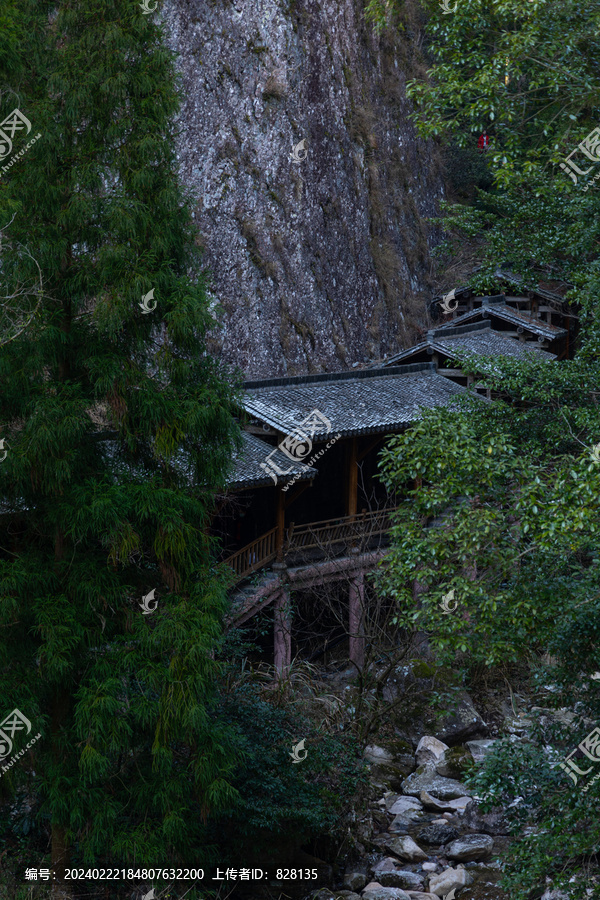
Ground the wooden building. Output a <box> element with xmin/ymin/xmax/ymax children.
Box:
<box><xmin>380</xmin><ymin>320</ymin><xmax>556</xmax><ymax>397</ymax></box>
<box><xmin>216</xmin><ymin>363</ymin><xmax>478</xmax><ymax>671</ymax></box>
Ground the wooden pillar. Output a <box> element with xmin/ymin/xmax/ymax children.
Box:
<box><xmin>274</xmin><ymin>583</ymin><xmax>291</xmax><ymax>674</ymax></box>
<box><xmin>276</xmin><ymin>486</ymin><xmax>285</xmax><ymax>561</ymax></box>
<box><xmin>346</xmin><ymin>436</ymin><xmax>358</xmax><ymax>519</ymax></box>
<box><xmin>349</xmin><ymin>568</ymin><xmax>365</xmax><ymax>670</ymax></box>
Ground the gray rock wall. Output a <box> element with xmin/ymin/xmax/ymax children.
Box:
<box><xmin>165</xmin><ymin>0</ymin><xmax>444</xmax><ymax>377</ymax></box>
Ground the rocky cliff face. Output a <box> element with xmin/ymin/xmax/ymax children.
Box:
<box><xmin>164</xmin><ymin>0</ymin><xmax>444</xmax><ymax>378</ymax></box>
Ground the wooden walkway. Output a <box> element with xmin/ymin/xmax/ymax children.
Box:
<box><xmin>224</xmin><ymin>506</ymin><xmax>398</xmax><ymax>587</ymax></box>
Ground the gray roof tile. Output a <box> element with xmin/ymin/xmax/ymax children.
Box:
<box><xmin>242</xmin><ymin>364</ymin><xmax>478</xmax><ymax>440</ymax></box>
<box><xmin>384</xmin><ymin>324</ymin><xmax>556</xmax><ymax>368</ymax></box>
<box><xmin>228</xmin><ymin>432</ymin><xmax>317</xmax><ymax>490</ymax></box>
<box><xmin>435</xmin><ymin>304</ymin><xmax>566</xmax><ymax>339</ymax></box>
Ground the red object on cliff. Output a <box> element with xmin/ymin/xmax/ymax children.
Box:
<box><xmin>478</xmin><ymin>131</ymin><xmax>490</xmax><ymax>151</ymax></box>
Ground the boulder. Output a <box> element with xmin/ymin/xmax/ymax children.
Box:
<box><xmin>402</xmin><ymin>770</ymin><xmax>471</xmax><ymax>800</ymax></box>
<box><xmin>435</xmin><ymin>746</ymin><xmax>471</xmax><ymax>779</ymax></box>
<box><xmin>389</xmin><ymin>807</ymin><xmax>426</xmax><ymax>829</ymax></box>
<box><xmin>362</xmin><ymin>886</ymin><xmax>412</xmax><ymax>900</ymax></box>
<box><xmin>415</xmin><ymin>736</ymin><xmax>449</xmax><ymax>768</ymax></box>
<box><xmin>419</xmin><ymin>791</ymin><xmax>456</xmax><ymax>813</ymax></box>
<box><xmin>344</xmin><ymin>864</ymin><xmax>369</xmax><ymax>892</ymax></box>
<box><xmin>378</xmin><ymin>834</ymin><xmax>429</xmax><ymax>862</ymax></box>
<box><xmin>434</xmin><ymin>693</ymin><xmax>486</xmax><ymax>744</ymax></box>
<box><xmin>406</xmin><ymin>894</ymin><xmax>441</xmax><ymax>900</ymax></box>
<box><xmin>446</xmin><ymin>834</ymin><xmax>494</xmax><ymax>861</ymax></box>
<box><xmin>466</xmin><ymin>739</ymin><xmax>497</xmax><ymax>763</ymax></box>
<box><xmin>365</xmin><ymin>745</ymin><xmax>415</xmax><ymax>784</ymax></box>
<box><xmin>388</xmin><ymin>796</ymin><xmax>423</xmax><ymax>815</ymax></box>
<box><xmin>335</xmin><ymin>894</ymin><xmax>363</xmax><ymax>900</ymax></box>
<box><xmin>365</xmin><ymin>746</ymin><xmax>395</xmax><ymax>765</ymax></box>
<box><xmin>428</xmin><ymin>867</ymin><xmax>474</xmax><ymax>897</ymax></box>
<box><xmin>372</xmin><ymin>863</ymin><xmax>425</xmax><ymax>891</ymax></box>
<box><xmin>416</xmin><ymin>824</ymin><xmax>460</xmax><ymax>845</ymax></box>
<box><xmin>445</xmin><ymin>796</ymin><xmax>472</xmax><ymax>813</ymax></box>
<box><xmin>462</xmin><ymin>798</ymin><xmax>508</xmax><ymax>835</ymax></box>
<box><xmin>373</xmin><ymin>858</ymin><xmax>400</xmax><ymax>876</ymax></box>
<box><xmin>388</xmin><ymin>816</ymin><xmax>412</xmax><ymax>835</ymax></box>
<box><xmin>421</xmin><ymin>863</ymin><xmax>438</xmax><ymax>872</ymax></box>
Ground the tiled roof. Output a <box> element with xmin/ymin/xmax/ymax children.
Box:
<box><xmin>435</xmin><ymin>302</ymin><xmax>566</xmax><ymax>339</ymax></box>
<box><xmin>242</xmin><ymin>363</ymin><xmax>478</xmax><ymax>440</ymax></box>
<box><xmin>227</xmin><ymin>431</ymin><xmax>317</xmax><ymax>490</ymax></box>
<box><xmin>383</xmin><ymin>322</ymin><xmax>556</xmax><ymax>368</ymax></box>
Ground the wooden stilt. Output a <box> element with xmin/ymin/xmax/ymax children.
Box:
<box><xmin>349</xmin><ymin>568</ymin><xmax>365</xmax><ymax>670</ymax></box>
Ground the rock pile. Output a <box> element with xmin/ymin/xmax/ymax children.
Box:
<box><xmin>304</xmin><ymin>732</ymin><xmax>508</xmax><ymax>900</ymax></box>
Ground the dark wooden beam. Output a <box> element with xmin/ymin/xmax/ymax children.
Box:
<box><xmin>276</xmin><ymin>488</ymin><xmax>285</xmax><ymax>561</ymax></box>
<box><xmin>346</xmin><ymin>436</ymin><xmax>358</xmax><ymax>519</ymax></box>
<box><xmin>283</xmin><ymin>480</ymin><xmax>312</xmax><ymax>510</ymax></box>
<box><xmin>357</xmin><ymin>436</ymin><xmax>383</xmax><ymax>463</ymax></box>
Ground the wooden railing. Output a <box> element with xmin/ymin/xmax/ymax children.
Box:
<box><xmin>224</xmin><ymin>526</ymin><xmax>278</xmax><ymax>583</ymax></box>
<box><xmin>286</xmin><ymin>507</ymin><xmax>398</xmax><ymax>555</ymax></box>
<box><xmin>224</xmin><ymin>507</ymin><xmax>399</xmax><ymax>587</ymax></box>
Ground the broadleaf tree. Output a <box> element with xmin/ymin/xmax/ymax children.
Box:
<box><xmin>376</xmin><ymin>349</ymin><xmax>600</xmax><ymax>897</ymax></box>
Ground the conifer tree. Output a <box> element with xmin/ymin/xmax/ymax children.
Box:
<box><xmin>0</xmin><ymin>0</ymin><xmax>241</xmax><ymax>887</ymax></box>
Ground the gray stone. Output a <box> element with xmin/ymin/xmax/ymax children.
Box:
<box><xmin>446</xmin><ymin>834</ymin><xmax>494</xmax><ymax>861</ymax></box>
<box><xmin>343</xmin><ymin>865</ymin><xmax>369</xmax><ymax>892</ymax></box>
<box><xmin>434</xmin><ymin>693</ymin><xmax>487</xmax><ymax>744</ymax></box>
<box><xmin>362</xmin><ymin>888</ymin><xmax>412</xmax><ymax>900</ymax></box>
<box><xmin>416</xmin><ymin>824</ymin><xmax>460</xmax><ymax>845</ymax></box>
<box><xmin>373</xmin><ymin>858</ymin><xmax>400</xmax><ymax>875</ymax></box>
<box><xmin>419</xmin><ymin>790</ymin><xmax>456</xmax><ymax>812</ymax></box>
<box><xmin>466</xmin><ymin>739</ymin><xmax>497</xmax><ymax>763</ymax></box>
<box><xmin>445</xmin><ymin>796</ymin><xmax>472</xmax><ymax>813</ymax></box>
<box><xmin>388</xmin><ymin>796</ymin><xmax>423</xmax><ymax>815</ymax></box>
<box><xmin>415</xmin><ymin>736</ymin><xmax>449</xmax><ymax>768</ymax></box>
<box><xmin>462</xmin><ymin>798</ymin><xmax>508</xmax><ymax>835</ymax></box>
<box><xmin>406</xmin><ymin>894</ymin><xmax>441</xmax><ymax>900</ymax></box>
<box><xmin>402</xmin><ymin>769</ymin><xmax>471</xmax><ymax>800</ymax></box>
<box><xmin>335</xmin><ymin>894</ymin><xmax>363</xmax><ymax>900</ymax></box>
<box><xmin>378</xmin><ymin>834</ymin><xmax>428</xmax><ymax>862</ymax></box>
<box><xmin>381</xmin><ymin>872</ymin><xmax>425</xmax><ymax>891</ymax></box>
<box><xmin>435</xmin><ymin>746</ymin><xmax>471</xmax><ymax>779</ymax></box>
<box><xmin>388</xmin><ymin>810</ymin><xmax>426</xmax><ymax>833</ymax></box>
<box><xmin>365</xmin><ymin>745</ymin><xmax>395</xmax><ymax>765</ymax></box>
<box><xmin>428</xmin><ymin>867</ymin><xmax>474</xmax><ymax>897</ymax></box>
<box><xmin>372</xmin><ymin>862</ymin><xmax>425</xmax><ymax>891</ymax></box>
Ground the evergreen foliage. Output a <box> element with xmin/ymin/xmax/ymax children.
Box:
<box><xmin>0</xmin><ymin>0</ymin><xmax>242</xmax><ymax>883</ymax></box>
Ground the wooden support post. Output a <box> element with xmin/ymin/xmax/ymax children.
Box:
<box><xmin>274</xmin><ymin>583</ymin><xmax>291</xmax><ymax>674</ymax></box>
<box><xmin>276</xmin><ymin>487</ymin><xmax>285</xmax><ymax>562</ymax></box>
<box><xmin>349</xmin><ymin>568</ymin><xmax>365</xmax><ymax>670</ymax></box>
<box><xmin>346</xmin><ymin>436</ymin><xmax>358</xmax><ymax>519</ymax></box>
